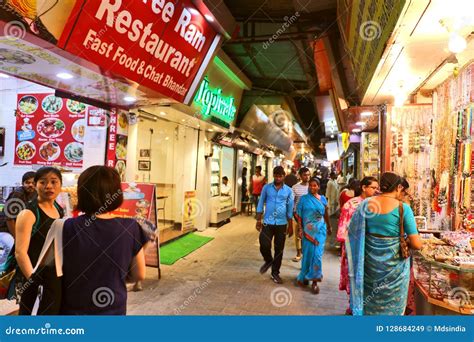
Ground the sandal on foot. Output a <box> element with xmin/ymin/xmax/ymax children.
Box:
<box><xmin>295</xmin><ymin>280</ymin><xmax>306</xmax><ymax>287</ymax></box>
<box><xmin>311</xmin><ymin>283</ymin><xmax>320</xmax><ymax>294</ymax></box>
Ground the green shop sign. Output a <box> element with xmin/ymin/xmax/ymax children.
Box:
<box><xmin>194</xmin><ymin>77</ymin><xmax>237</xmax><ymax>124</ymax></box>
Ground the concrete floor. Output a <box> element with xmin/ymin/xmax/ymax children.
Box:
<box><xmin>1</xmin><ymin>215</ymin><xmax>348</xmax><ymax>315</ymax></box>
<box><xmin>127</xmin><ymin>214</ymin><xmax>347</xmax><ymax>315</ymax></box>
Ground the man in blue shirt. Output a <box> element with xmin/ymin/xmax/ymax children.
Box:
<box><xmin>256</xmin><ymin>166</ymin><xmax>294</xmax><ymax>284</ymax></box>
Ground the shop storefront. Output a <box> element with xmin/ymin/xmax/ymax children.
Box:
<box><xmin>0</xmin><ymin>75</ymin><xmax>113</xmax><ymax>213</ymax></box>
<box><xmin>208</xmin><ymin>143</ymin><xmax>234</xmax><ymax>226</ymax></box>
<box><xmin>237</xmin><ymin>101</ymin><xmax>306</xmax><ymax>185</ymax></box>
<box><xmin>0</xmin><ymin>1</ymin><xmax>239</xmax><ymax>248</ymax></box>
<box><xmin>384</xmin><ymin>63</ymin><xmax>474</xmax><ymax>315</ymax></box>
<box><xmin>387</xmin><ymin>105</ymin><xmax>433</xmax><ymax>220</ymax></box>
<box><xmin>126</xmin><ymin>52</ymin><xmax>250</xmax><ymax>234</ymax></box>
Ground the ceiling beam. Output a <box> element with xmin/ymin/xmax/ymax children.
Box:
<box><xmin>242</xmin><ymin>43</ymin><xmax>267</xmax><ymax>78</ymax></box>
<box><xmin>251</xmin><ymin>77</ymin><xmax>308</xmax><ymax>86</ymax></box>
<box><xmin>225</xmin><ymin>30</ymin><xmax>324</xmax><ymax>44</ymax></box>
<box><xmin>290</xmin><ymin>38</ymin><xmax>318</xmax><ymax>94</ymax></box>
<box><xmin>323</xmin><ymin>31</ymin><xmax>359</xmax><ymax>105</ymax></box>
<box><xmin>231</xmin><ymin>9</ymin><xmax>337</xmax><ymax>23</ymax></box>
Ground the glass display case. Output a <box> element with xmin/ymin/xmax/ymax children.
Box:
<box><xmin>413</xmin><ymin>237</ymin><xmax>474</xmax><ymax>315</ymax></box>
<box><xmin>210</xmin><ymin>145</ymin><xmax>221</xmax><ymax>197</ymax></box>
<box><xmin>209</xmin><ymin>144</ymin><xmax>234</xmax><ymax>227</ymax></box>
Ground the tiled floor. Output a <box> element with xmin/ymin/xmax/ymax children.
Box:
<box><xmin>1</xmin><ymin>215</ymin><xmax>348</xmax><ymax>316</ymax></box>
<box><xmin>127</xmin><ymin>215</ymin><xmax>348</xmax><ymax>315</ymax></box>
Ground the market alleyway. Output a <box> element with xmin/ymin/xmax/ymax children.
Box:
<box><xmin>127</xmin><ymin>215</ymin><xmax>347</xmax><ymax>315</ymax></box>
<box><xmin>0</xmin><ymin>215</ymin><xmax>347</xmax><ymax>316</ymax></box>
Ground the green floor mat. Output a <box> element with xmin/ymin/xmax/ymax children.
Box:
<box><xmin>159</xmin><ymin>233</ymin><xmax>214</xmax><ymax>265</ymax></box>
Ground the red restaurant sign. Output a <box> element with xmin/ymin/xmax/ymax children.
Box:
<box><xmin>58</xmin><ymin>0</ymin><xmax>221</xmax><ymax>104</ymax></box>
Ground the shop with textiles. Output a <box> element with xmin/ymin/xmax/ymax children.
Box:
<box><xmin>386</xmin><ymin>62</ymin><xmax>473</xmax><ymax>314</ymax></box>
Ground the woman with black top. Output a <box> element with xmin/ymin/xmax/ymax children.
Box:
<box><xmin>15</xmin><ymin>167</ymin><xmax>64</xmax><ymax>314</ymax></box>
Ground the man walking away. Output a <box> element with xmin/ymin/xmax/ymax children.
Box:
<box><xmin>292</xmin><ymin>167</ymin><xmax>310</xmax><ymax>262</ymax></box>
<box><xmin>320</xmin><ymin>172</ymin><xmax>329</xmax><ymax>196</ymax></box>
<box><xmin>284</xmin><ymin>166</ymin><xmax>298</xmax><ymax>187</ymax></box>
<box><xmin>256</xmin><ymin>166</ymin><xmax>294</xmax><ymax>284</ymax></box>
<box><xmin>337</xmin><ymin>171</ymin><xmax>346</xmax><ymax>189</ymax></box>
<box><xmin>251</xmin><ymin>166</ymin><xmax>266</xmax><ymax>213</ymax></box>
<box><xmin>326</xmin><ymin>172</ymin><xmax>339</xmax><ymax>216</ymax></box>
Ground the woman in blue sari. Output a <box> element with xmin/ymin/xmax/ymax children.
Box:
<box><xmin>295</xmin><ymin>178</ymin><xmax>332</xmax><ymax>294</ymax></box>
<box><xmin>346</xmin><ymin>172</ymin><xmax>422</xmax><ymax>315</ymax></box>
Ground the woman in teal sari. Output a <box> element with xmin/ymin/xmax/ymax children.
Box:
<box><xmin>295</xmin><ymin>178</ymin><xmax>332</xmax><ymax>294</ymax></box>
<box><xmin>346</xmin><ymin>172</ymin><xmax>422</xmax><ymax>315</ymax></box>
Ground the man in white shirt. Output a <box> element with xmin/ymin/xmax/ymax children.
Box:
<box><xmin>346</xmin><ymin>166</ymin><xmax>354</xmax><ymax>184</ymax></box>
<box><xmin>326</xmin><ymin>172</ymin><xmax>339</xmax><ymax>216</ymax></box>
<box><xmin>221</xmin><ymin>176</ymin><xmax>231</xmax><ymax>196</ymax></box>
<box><xmin>336</xmin><ymin>171</ymin><xmax>346</xmax><ymax>189</ymax></box>
<box><xmin>291</xmin><ymin>167</ymin><xmax>310</xmax><ymax>262</ymax></box>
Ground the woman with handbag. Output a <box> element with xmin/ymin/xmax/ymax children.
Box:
<box><xmin>15</xmin><ymin>167</ymin><xmax>64</xmax><ymax>314</ymax></box>
<box><xmin>346</xmin><ymin>172</ymin><xmax>422</xmax><ymax>315</ymax></box>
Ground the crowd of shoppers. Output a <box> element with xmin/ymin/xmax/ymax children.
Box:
<box><xmin>255</xmin><ymin>165</ymin><xmax>422</xmax><ymax>316</ymax></box>
<box><xmin>1</xmin><ymin>163</ymin><xmax>423</xmax><ymax>316</ymax></box>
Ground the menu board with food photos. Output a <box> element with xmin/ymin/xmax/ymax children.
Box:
<box><xmin>14</xmin><ymin>93</ymin><xmax>87</xmax><ymax>167</ymax></box>
<box><xmin>104</xmin><ymin>110</ymin><xmax>129</xmax><ymax>181</ymax></box>
<box><xmin>116</xmin><ymin>112</ymin><xmax>129</xmax><ymax>177</ymax></box>
<box><xmin>109</xmin><ymin>182</ymin><xmax>160</xmax><ymax>269</ymax></box>
<box><xmin>109</xmin><ymin>182</ymin><xmax>156</xmax><ymax>222</ymax></box>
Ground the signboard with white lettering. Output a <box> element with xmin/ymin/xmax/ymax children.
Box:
<box><xmin>57</xmin><ymin>0</ymin><xmax>222</xmax><ymax>104</ymax></box>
